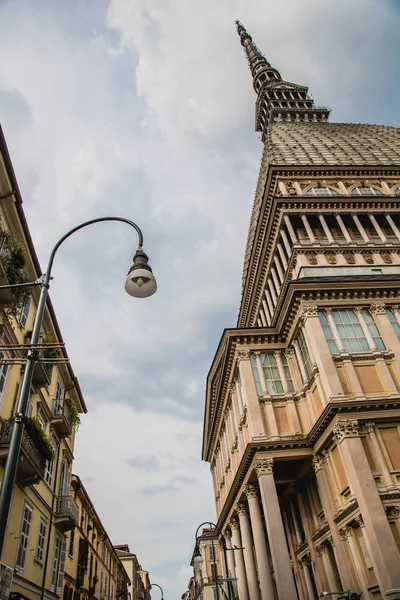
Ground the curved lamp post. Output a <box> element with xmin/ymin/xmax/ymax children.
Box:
<box><xmin>0</xmin><ymin>216</ymin><xmax>157</xmax><ymax>557</ymax></box>
<box><xmin>193</xmin><ymin>521</ymin><xmax>232</xmax><ymax>600</ymax></box>
<box><xmin>147</xmin><ymin>583</ymin><xmax>164</xmax><ymax>599</ymax></box>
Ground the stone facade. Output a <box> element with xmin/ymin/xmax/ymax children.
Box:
<box><xmin>202</xmin><ymin>22</ymin><xmax>400</xmax><ymax>600</ymax></box>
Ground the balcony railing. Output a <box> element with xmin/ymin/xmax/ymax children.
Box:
<box><xmin>51</xmin><ymin>400</ymin><xmax>73</xmax><ymax>438</ymax></box>
<box><xmin>0</xmin><ymin>418</ymin><xmax>51</xmax><ymax>485</ymax></box>
<box><xmin>55</xmin><ymin>495</ymin><xmax>79</xmax><ymax>531</ymax></box>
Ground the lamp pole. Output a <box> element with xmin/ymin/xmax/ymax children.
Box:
<box><xmin>193</xmin><ymin>521</ymin><xmax>232</xmax><ymax>600</ymax></box>
<box><xmin>147</xmin><ymin>583</ymin><xmax>164</xmax><ymax>599</ymax></box>
<box><xmin>0</xmin><ymin>216</ymin><xmax>157</xmax><ymax>558</ymax></box>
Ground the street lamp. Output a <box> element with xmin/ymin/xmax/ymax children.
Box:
<box><xmin>0</xmin><ymin>216</ymin><xmax>156</xmax><ymax>558</ymax></box>
<box><xmin>193</xmin><ymin>522</ymin><xmax>232</xmax><ymax>600</ymax></box>
<box><xmin>147</xmin><ymin>583</ymin><xmax>164</xmax><ymax>600</ymax></box>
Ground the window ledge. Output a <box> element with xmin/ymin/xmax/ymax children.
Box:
<box><xmin>332</xmin><ymin>350</ymin><xmax>394</xmax><ymax>363</ymax></box>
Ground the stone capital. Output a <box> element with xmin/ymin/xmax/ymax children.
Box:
<box><xmin>355</xmin><ymin>514</ymin><xmax>364</xmax><ymax>528</ymax></box>
<box><xmin>315</xmin><ymin>543</ymin><xmax>327</xmax><ymax>556</ymax></box>
<box><xmin>339</xmin><ymin>526</ymin><xmax>353</xmax><ymax>541</ymax></box>
<box><xmin>229</xmin><ymin>516</ymin><xmax>239</xmax><ymax>530</ymax></box>
<box><xmin>332</xmin><ymin>419</ymin><xmax>359</xmax><ymax>444</ymax></box>
<box><xmin>285</xmin><ymin>347</ymin><xmax>295</xmax><ymax>359</ymax></box>
<box><xmin>254</xmin><ymin>457</ymin><xmax>274</xmax><ymax>477</ymax></box>
<box><xmin>228</xmin><ymin>382</ymin><xmax>236</xmax><ymax>394</ymax></box>
<box><xmin>235</xmin><ymin>502</ymin><xmax>248</xmax><ymax>516</ymax></box>
<box><xmin>243</xmin><ymin>484</ymin><xmax>258</xmax><ymax>499</ymax></box>
<box><xmin>235</xmin><ymin>347</ymin><xmax>250</xmax><ymax>362</ymax></box>
<box><xmin>370</xmin><ymin>302</ymin><xmax>386</xmax><ymax>315</ymax></box>
<box><xmin>222</xmin><ymin>528</ymin><xmax>232</xmax><ymax>541</ymax></box>
<box><xmin>364</xmin><ymin>421</ymin><xmax>375</xmax><ymax>434</ymax></box>
<box><xmin>385</xmin><ymin>506</ymin><xmax>400</xmax><ymax>519</ymax></box>
<box><xmin>300</xmin><ymin>302</ymin><xmax>319</xmax><ymax>320</ymax></box>
<box><xmin>300</xmin><ymin>553</ymin><xmax>312</xmax><ymax>567</ymax></box>
<box><xmin>312</xmin><ymin>453</ymin><xmax>324</xmax><ymax>473</ymax></box>
<box><xmin>353</xmin><ymin>307</ymin><xmax>363</xmax><ymax>315</ymax></box>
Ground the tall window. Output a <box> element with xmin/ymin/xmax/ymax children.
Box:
<box><xmin>386</xmin><ymin>308</ymin><xmax>400</xmax><ymax>340</ymax></box>
<box><xmin>51</xmin><ymin>535</ymin><xmax>67</xmax><ymax>595</ymax></box>
<box><xmin>0</xmin><ymin>351</ymin><xmax>9</xmax><ymax>400</ymax></box>
<box><xmin>297</xmin><ymin>330</ymin><xmax>313</xmax><ymax>380</ymax></box>
<box><xmin>60</xmin><ymin>459</ymin><xmax>71</xmax><ymax>497</ymax></box>
<box><xmin>69</xmin><ymin>527</ymin><xmax>75</xmax><ymax>557</ymax></box>
<box><xmin>281</xmin><ymin>354</ymin><xmax>294</xmax><ymax>392</ymax></box>
<box><xmin>15</xmin><ymin>503</ymin><xmax>33</xmax><ymax>572</ymax></box>
<box><xmin>36</xmin><ymin>519</ymin><xmax>47</xmax><ymax>563</ymax></box>
<box><xmin>18</xmin><ymin>299</ymin><xmax>30</xmax><ymax>329</ymax></box>
<box><xmin>44</xmin><ymin>439</ymin><xmax>56</xmax><ymax>487</ymax></box>
<box><xmin>54</xmin><ymin>380</ymin><xmax>63</xmax><ymax>415</ymax></box>
<box><xmin>208</xmin><ymin>544</ymin><xmax>216</xmax><ymax>562</ymax></box>
<box><xmin>331</xmin><ymin>310</ymin><xmax>369</xmax><ymax>352</ymax></box>
<box><xmin>250</xmin><ymin>355</ymin><xmax>262</xmax><ymax>395</ymax></box>
<box><xmin>362</xmin><ymin>310</ymin><xmax>385</xmax><ymax>351</ymax></box>
<box><xmin>318</xmin><ymin>312</ymin><xmax>338</xmax><ymax>353</ymax></box>
<box><xmin>251</xmin><ymin>352</ymin><xmax>293</xmax><ymax>395</ymax></box>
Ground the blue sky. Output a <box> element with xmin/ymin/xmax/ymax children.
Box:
<box><xmin>0</xmin><ymin>0</ymin><xmax>399</xmax><ymax>597</ymax></box>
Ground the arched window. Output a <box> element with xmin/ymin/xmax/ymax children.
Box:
<box><xmin>305</xmin><ymin>186</ymin><xmax>339</xmax><ymax>196</ymax></box>
<box><xmin>351</xmin><ymin>186</ymin><xmax>382</xmax><ymax>196</ymax></box>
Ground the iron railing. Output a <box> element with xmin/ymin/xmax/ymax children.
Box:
<box><xmin>56</xmin><ymin>495</ymin><xmax>79</xmax><ymax>525</ymax></box>
<box><xmin>0</xmin><ymin>418</ymin><xmax>49</xmax><ymax>480</ymax></box>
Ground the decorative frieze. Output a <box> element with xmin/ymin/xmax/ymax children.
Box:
<box><xmin>361</xmin><ymin>250</ymin><xmax>374</xmax><ymax>264</ymax></box>
<box><xmin>380</xmin><ymin>250</ymin><xmax>393</xmax><ymax>264</ymax></box>
<box><xmin>254</xmin><ymin>457</ymin><xmax>274</xmax><ymax>476</ymax></box>
<box><xmin>324</xmin><ymin>251</ymin><xmax>337</xmax><ymax>265</ymax></box>
<box><xmin>332</xmin><ymin>419</ymin><xmax>359</xmax><ymax>444</ymax></box>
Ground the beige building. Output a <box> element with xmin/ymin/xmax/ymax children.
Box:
<box><xmin>0</xmin><ymin>126</ymin><xmax>86</xmax><ymax>600</ymax></box>
<box><xmin>188</xmin><ymin>528</ymin><xmax>226</xmax><ymax>600</ymax></box>
<box><xmin>202</xmin><ymin>22</ymin><xmax>400</xmax><ymax>600</ymax></box>
<box><xmin>113</xmin><ymin>545</ymin><xmax>149</xmax><ymax>600</ymax></box>
<box><xmin>64</xmin><ymin>476</ymin><xmax>130</xmax><ymax>600</ymax></box>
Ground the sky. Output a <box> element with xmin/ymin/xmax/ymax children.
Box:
<box><xmin>0</xmin><ymin>0</ymin><xmax>399</xmax><ymax>597</ymax></box>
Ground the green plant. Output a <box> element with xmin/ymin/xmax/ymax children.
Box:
<box><xmin>26</xmin><ymin>416</ymin><xmax>55</xmax><ymax>461</ymax></box>
<box><xmin>0</xmin><ymin>230</ymin><xmax>30</xmax><ymax>315</ymax></box>
<box><xmin>65</xmin><ymin>398</ymin><xmax>81</xmax><ymax>428</ymax></box>
<box><xmin>41</xmin><ymin>333</ymin><xmax>61</xmax><ymax>359</ymax></box>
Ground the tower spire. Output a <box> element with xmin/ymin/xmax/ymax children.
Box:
<box><xmin>235</xmin><ymin>21</ymin><xmax>330</xmax><ymax>140</ymax></box>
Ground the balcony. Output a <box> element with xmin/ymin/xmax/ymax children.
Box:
<box><xmin>51</xmin><ymin>400</ymin><xmax>73</xmax><ymax>438</ymax></box>
<box><xmin>117</xmin><ymin>580</ymin><xmax>128</xmax><ymax>600</ymax></box>
<box><xmin>0</xmin><ymin>418</ymin><xmax>52</xmax><ymax>485</ymax></box>
<box><xmin>0</xmin><ymin>234</ymin><xmax>26</xmax><ymax>308</ymax></box>
<box><xmin>32</xmin><ymin>351</ymin><xmax>53</xmax><ymax>388</ymax></box>
<box><xmin>55</xmin><ymin>495</ymin><xmax>79</xmax><ymax>532</ymax></box>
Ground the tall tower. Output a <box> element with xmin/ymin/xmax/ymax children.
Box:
<box><xmin>202</xmin><ymin>23</ymin><xmax>400</xmax><ymax>600</ymax></box>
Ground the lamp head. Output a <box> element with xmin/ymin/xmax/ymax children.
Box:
<box><xmin>125</xmin><ymin>248</ymin><xmax>157</xmax><ymax>298</ymax></box>
<box><xmin>193</xmin><ymin>545</ymin><xmax>203</xmax><ymax>565</ymax></box>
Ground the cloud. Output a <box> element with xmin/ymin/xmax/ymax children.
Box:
<box><xmin>0</xmin><ymin>0</ymin><xmax>399</xmax><ymax>599</ymax></box>
<box><xmin>126</xmin><ymin>455</ymin><xmax>161</xmax><ymax>471</ymax></box>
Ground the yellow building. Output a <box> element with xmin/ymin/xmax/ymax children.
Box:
<box><xmin>0</xmin><ymin>126</ymin><xmax>87</xmax><ymax>600</ymax></box>
<box><xmin>202</xmin><ymin>23</ymin><xmax>400</xmax><ymax>600</ymax></box>
<box><xmin>113</xmin><ymin>545</ymin><xmax>149</xmax><ymax>600</ymax></box>
<box><xmin>190</xmin><ymin>528</ymin><xmax>226</xmax><ymax>600</ymax></box>
<box><xmin>64</xmin><ymin>476</ymin><xmax>130</xmax><ymax>600</ymax></box>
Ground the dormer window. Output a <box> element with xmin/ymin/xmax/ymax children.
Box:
<box><xmin>351</xmin><ymin>186</ymin><xmax>382</xmax><ymax>196</ymax></box>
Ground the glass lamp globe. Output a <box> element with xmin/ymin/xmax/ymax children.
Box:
<box><xmin>125</xmin><ymin>249</ymin><xmax>157</xmax><ymax>298</ymax></box>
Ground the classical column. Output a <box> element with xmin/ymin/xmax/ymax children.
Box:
<box><xmin>236</xmin><ymin>502</ymin><xmax>261</xmax><ymax>600</ymax></box>
<box><xmin>283</xmin><ymin>215</ymin><xmax>298</xmax><ymax>244</ymax></box>
<box><xmin>339</xmin><ymin>527</ymin><xmax>369</xmax><ymax>599</ymax></box>
<box><xmin>243</xmin><ymin>485</ymin><xmax>275</xmax><ymax>600</ymax></box>
<box><xmin>364</xmin><ymin>422</ymin><xmax>394</xmax><ymax>488</ymax></box>
<box><xmin>351</xmin><ymin>215</ymin><xmax>369</xmax><ymax>243</ymax></box>
<box><xmin>223</xmin><ymin>529</ymin><xmax>237</xmax><ymax>588</ymax></box>
<box><xmin>386</xmin><ymin>214</ymin><xmax>400</xmax><ymax>241</ymax></box>
<box><xmin>369</xmin><ymin>214</ymin><xmax>387</xmax><ymax>242</ymax></box>
<box><xmin>335</xmin><ymin>214</ymin><xmax>352</xmax><ymax>243</ymax></box>
<box><xmin>229</xmin><ymin>517</ymin><xmax>249</xmax><ymax>600</ymax></box>
<box><xmin>255</xmin><ymin>458</ymin><xmax>298</xmax><ymax>600</ymax></box>
<box><xmin>318</xmin><ymin>214</ymin><xmax>335</xmax><ymax>243</ymax></box>
<box><xmin>333</xmin><ymin>420</ymin><xmax>400</xmax><ymax>598</ymax></box>
<box><xmin>299</xmin><ymin>554</ymin><xmax>315</xmax><ymax>599</ymax></box>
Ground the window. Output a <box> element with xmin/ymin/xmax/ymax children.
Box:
<box><xmin>44</xmin><ymin>443</ymin><xmax>56</xmax><ymax>487</ymax></box>
<box><xmin>362</xmin><ymin>310</ymin><xmax>385</xmax><ymax>351</ymax></box>
<box><xmin>318</xmin><ymin>312</ymin><xmax>338</xmax><ymax>353</ymax></box>
<box><xmin>16</xmin><ymin>503</ymin><xmax>33</xmax><ymax>572</ymax></box>
<box><xmin>18</xmin><ymin>299</ymin><xmax>30</xmax><ymax>329</ymax></box>
<box><xmin>51</xmin><ymin>534</ymin><xmax>67</xmax><ymax>595</ymax></box>
<box><xmin>60</xmin><ymin>459</ymin><xmax>71</xmax><ymax>496</ymax></box>
<box><xmin>250</xmin><ymin>355</ymin><xmax>262</xmax><ymax>395</ymax></box>
<box><xmin>297</xmin><ymin>329</ymin><xmax>313</xmax><ymax>381</ymax></box>
<box><xmin>69</xmin><ymin>527</ymin><xmax>75</xmax><ymax>557</ymax></box>
<box><xmin>331</xmin><ymin>310</ymin><xmax>369</xmax><ymax>353</ymax></box>
<box><xmin>54</xmin><ymin>380</ymin><xmax>63</xmax><ymax>416</ymax></box>
<box><xmin>386</xmin><ymin>309</ymin><xmax>400</xmax><ymax>341</ymax></box>
<box><xmin>260</xmin><ymin>353</ymin><xmax>284</xmax><ymax>394</ymax></box>
<box><xmin>351</xmin><ymin>186</ymin><xmax>382</xmax><ymax>196</ymax></box>
<box><xmin>210</xmin><ymin>562</ymin><xmax>219</xmax><ymax>582</ymax></box>
<box><xmin>36</xmin><ymin>519</ymin><xmax>47</xmax><ymax>563</ymax></box>
<box><xmin>208</xmin><ymin>545</ymin><xmax>216</xmax><ymax>562</ymax></box>
<box><xmin>281</xmin><ymin>354</ymin><xmax>294</xmax><ymax>392</ymax></box>
<box><xmin>306</xmin><ymin>186</ymin><xmax>339</xmax><ymax>196</ymax></box>
<box><xmin>0</xmin><ymin>351</ymin><xmax>9</xmax><ymax>400</ymax></box>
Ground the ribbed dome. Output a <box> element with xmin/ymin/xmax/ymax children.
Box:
<box><xmin>267</xmin><ymin>121</ymin><xmax>400</xmax><ymax>166</ymax></box>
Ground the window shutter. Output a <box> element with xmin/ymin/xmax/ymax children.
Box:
<box><xmin>57</xmin><ymin>539</ymin><xmax>67</xmax><ymax>596</ymax></box>
<box><xmin>51</xmin><ymin>536</ymin><xmax>61</xmax><ymax>592</ymax></box>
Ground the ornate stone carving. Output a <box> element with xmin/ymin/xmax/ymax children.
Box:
<box><xmin>300</xmin><ymin>303</ymin><xmax>319</xmax><ymax>319</ymax></box>
<box><xmin>286</xmin><ymin>181</ymin><xmax>297</xmax><ymax>196</ymax></box>
<box><xmin>254</xmin><ymin>457</ymin><xmax>274</xmax><ymax>476</ymax></box>
<box><xmin>216</xmin><ymin>491</ymin><xmax>220</xmax><ymax>501</ymax></box>
<box><xmin>228</xmin><ymin>382</ymin><xmax>236</xmax><ymax>394</ymax></box>
<box><xmin>339</xmin><ymin>526</ymin><xmax>353</xmax><ymax>541</ymax></box>
<box><xmin>300</xmin><ymin>553</ymin><xmax>312</xmax><ymax>567</ymax></box>
<box><xmin>332</xmin><ymin>420</ymin><xmax>359</xmax><ymax>444</ymax></box>
<box><xmin>361</xmin><ymin>250</ymin><xmax>374</xmax><ymax>264</ymax></box>
<box><xmin>306</xmin><ymin>251</ymin><xmax>318</xmax><ymax>265</ymax></box>
<box><xmin>223</xmin><ymin>528</ymin><xmax>232</xmax><ymax>541</ymax></box>
<box><xmin>235</xmin><ymin>347</ymin><xmax>250</xmax><ymax>362</ymax></box>
<box><xmin>369</xmin><ymin>302</ymin><xmax>386</xmax><ymax>315</ymax></box>
<box><xmin>229</xmin><ymin>517</ymin><xmax>239</xmax><ymax>530</ymax></box>
<box><xmin>355</xmin><ymin>514</ymin><xmax>364</xmax><ymax>528</ymax></box>
<box><xmin>285</xmin><ymin>347</ymin><xmax>295</xmax><ymax>359</ymax></box>
<box><xmin>315</xmin><ymin>544</ymin><xmax>327</xmax><ymax>556</ymax></box>
<box><xmin>324</xmin><ymin>252</ymin><xmax>337</xmax><ymax>265</ymax></box>
<box><xmin>343</xmin><ymin>251</ymin><xmax>356</xmax><ymax>265</ymax></box>
<box><xmin>385</xmin><ymin>506</ymin><xmax>400</xmax><ymax>519</ymax></box>
<box><xmin>243</xmin><ymin>484</ymin><xmax>258</xmax><ymax>499</ymax></box>
<box><xmin>363</xmin><ymin>421</ymin><xmax>375</xmax><ymax>434</ymax></box>
<box><xmin>236</xmin><ymin>503</ymin><xmax>248</xmax><ymax>516</ymax></box>
<box><xmin>312</xmin><ymin>454</ymin><xmax>325</xmax><ymax>473</ymax></box>
<box><xmin>380</xmin><ymin>251</ymin><xmax>393</xmax><ymax>264</ymax></box>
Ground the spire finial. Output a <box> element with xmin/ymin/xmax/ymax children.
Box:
<box><xmin>235</xmin><ymin>21</ymin><xmax>272</xmax><ymax>82</ymax></box>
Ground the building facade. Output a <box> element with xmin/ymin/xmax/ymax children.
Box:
<box><xmin>189</xmin><ymin>528</ymin><xmax>227</xmax><ymax>600</ymax></box>
<box><xmin>0</xmin><ymin>126</ymin><xmax>87</xmax><ymax>600</ymax></box>
<box><xmin>113</xmin><ymin>545</ymin><xmax>149</xmax><ymax>600</ymax></box>
<box><xmin>64</xmin><ymin>476</ymin><xmax>130</xmax><ymax>600</ymax></box>
<box><xmin>202</xmin><ymin>23</ymin><xmax>400</xmax><ymax>600</ymax></box>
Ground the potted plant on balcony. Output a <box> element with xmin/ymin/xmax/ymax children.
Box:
<box><xmin>65</xmin><ymin>398</ymin><xmax>81</xmax><ymax>429</ymax></box>
<box><xmin>25</xmin><ymin>416</ymin><xmax>55</xmax><ymax>461</ymax></box>
<box><xmin>0</xmin><ymin>230</ymin><xmax>30</xmax><ymax>314</ymax></box>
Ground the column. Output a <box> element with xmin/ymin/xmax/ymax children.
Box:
<box><xmin>284</xmin><ymin>215</ymin><xmax>298</xmax><ymax>244</ymax></box>
<box><xmin>333</xmin><ymin>419</ymin><xmax>400</xmax><ymax>597</ymax></box>
<box><xmin>301</xmin><ymin>214</ymin><xmax>316</xmax><ymax>243</ymax></box>
<box><xmin>364</xmin><ymin>421</ymin><xmax>395</xmax><ymax>488</ymax></box>
<box><xmin>385</xmin><ymin>215</ymin><xmax>400</xmax><ymax>241</ymax></box>
<box><xmin>268</xmin><ymin>278</ymin><xmax>277</xmax><ymax>304</ymax></box>
<box><xmin>369</xmin><ymin>214</ymin><xmax>387</xmax><ymax>242</ymax></box>
<box><xmin>271</xmin><ymin>268</ymin><xmax>281</xmax><ymax>295</ymax></box>
<box><xmin>370</xmin><ymin>302</ymin><xmax>400</xmax><ymax>375</ymax></box>
<box><xmin>352</xmin><ymin>215</ymin><xmax>369</xmax><ymax>243</ymax></box>
<box><xmin>280</xmin><ymin>229</ymin><xmax>292</xmax><ymax>256</ymax></box>
<box><xmin>244</xmin><ymin>485</ymin><xmax>275</xmax><ymax>600</ymax></box>
<box><xmin>255</xmin><ymin>458</ymin><xmax>298</xmax><ymax>600</ymax></box>
<box><xmin>236</xmin><ymin>503</ymin><xmax>261</xmax><ymax>600</ymax></box>
<box><xmin>223</xmin><ymin>529</ymin><xmax>237</xmax><ymax>596</ymax></box>
<box><xmin>277</xmin><ymin>243</ymin><xmax>288</xmax><ymax>269</ymax></box>
<box><xmin>229</xmin><ymin>517</ymin><xmax>249</xmax><ymax>600</ymax></box>
<box><xmin>274</xmin><ymin>255</ymin><xmax>284</xmax><ymax>283</ymax></box>
<box><xmin>318</xmin><ymin>215</ymin><xmax>335</xmax><ymax>243</ymax></box>
<box><xmin>335</xmin><ymin>214</ymin><xmax>352</xmax><ymax>243</ymax></box>
<box><xmin>298</xmin><ymin>554</ymin><xmax>315</xmax><ymax>599</ymax></box>
<box><xmin>339</xmin><ymin>527</ymin><xmax>369</xmax><ymax>599</ymax></box>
